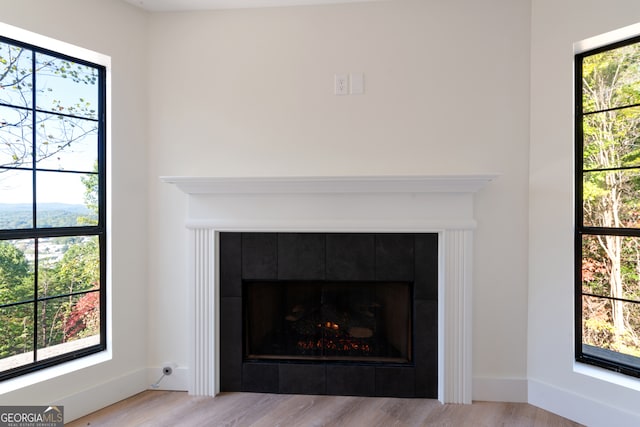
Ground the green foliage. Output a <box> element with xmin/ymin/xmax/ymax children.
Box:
<box><xmin>582</xmin><ymin>44</ymin><xmax>640</xmax><ymax>113</ymax></box>
<box><xmin>54</xmin><ymin>236</ymin><xmax>99</xmax><ymax>294</ymax></box>
<box><xmin>0</xmin><ymin>241</ymin><xmax>29</xmax><ymax>287</ymax></box>
<box><xmin>79</xmin><ymin>161</ymin><xmax>99</xmax><ymax>224</ymax></box>
<box><xmin>584</xmin><ymin>317</ymin><xmax>616</xmax><ymax>349</ymax></box>
<box><xmin>0</xmin><ymin>241</ymin><xmax>33</xmax><ymax>358</ymax></box>
<box><xmin>0</xmin><ymin>237</ymin><xmax>100</xmax><ymax>360</ymax></box>
<box><xmin>581</xmin><ymin>41</ymin><xmax>640</xmax><ymax>358</ymax></box>
<box><xmin>584</xmin><ymin>316</ymin><xmax>640</xmax><ymax>357</ymax></box>
<box><xmin>582</xmin><ymin>173</ymin><xmax>608</xmax><ymax>202</ymax></box>
<box><xmin>0</xmin><ymin>304</ymin><xmax>33</xmax><ymax>359</ymax></box>
<box><xmin>0</xmin><ymin>241</ymin><xmax>32</xmax><ymax>305</ymax></box>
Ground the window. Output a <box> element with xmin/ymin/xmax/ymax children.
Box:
<box><xmin>576</xmin><ymin>36</ymin><xmax>640</xmax><ymax>377</ymax></box>
<box><xmin>0</xmin><ymin>35</ymin><xmax>106</xmax><ymax>380</ymax></box>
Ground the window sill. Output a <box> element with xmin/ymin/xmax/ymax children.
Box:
<box><xmin>0</xmin><ymin>348</ymin><xmax>111</xmax><ymax>395</ymax></box>
<box><xmin>574</xmin><ymin>361</ymin><xmax>640</xmax><ymax>392</ymax></box>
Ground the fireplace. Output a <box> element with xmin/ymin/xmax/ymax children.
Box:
<box><xmin>162</xmin><ymin>174</ymin><xmax>496</xmax><ymax>403</ymax></box>
<box><xmin>245</xmin><ymin>280</ymin><xmax>412</xmax><ymax>363</ymax></box>
<box><xmin>219</xmin><ymin>232</ymin><xmax>437</xmax><ymax>398</ymax></box>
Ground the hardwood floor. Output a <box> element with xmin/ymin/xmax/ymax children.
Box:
<box><xmin>67</xmin><ymin>390</ymin><xmax>584</xmax><ymax>427</ymax></box>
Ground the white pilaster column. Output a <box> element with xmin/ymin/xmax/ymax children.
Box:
<box><xmin>189</xmin><ymin>227</ymin><xmax>217</xmax><ymax>396</ymax></box>
<box><xmin>441</xmin><ymin>229</ymin><xmax>473</xmax><ymax>404</ymax></box>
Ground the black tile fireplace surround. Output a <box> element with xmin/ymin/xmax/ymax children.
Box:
<box><xmin>219</xmin><ymin>232</ymin><xmax>438</xmax><ymax>398</ymax></box>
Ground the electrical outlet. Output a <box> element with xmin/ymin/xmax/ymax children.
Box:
<box><xmin>334</xmin><ymin>74</ymin><xmax>348</xmax><ymax>95</ymax></box>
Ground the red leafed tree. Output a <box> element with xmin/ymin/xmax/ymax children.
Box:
<box><xmin>64</xmin><ymin>289</ymin><xmax>99</xmax><ymax>339</ymax></box>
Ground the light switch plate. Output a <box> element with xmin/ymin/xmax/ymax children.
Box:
<box><xmin>350</xmin><ymin>73</ymin><xmax>364</xmax><ymax>95</ymax></box>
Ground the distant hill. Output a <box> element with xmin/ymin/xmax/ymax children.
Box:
<box><xmin>0</xmin><ymin>203</ymin><xmax>97</xmax><ymax>229</ymax></box>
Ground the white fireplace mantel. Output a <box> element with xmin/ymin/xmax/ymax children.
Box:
<box><xmin>162</xmin><ymin>174</ymin><xmax>497</xmax><ymax>404</ymax></box>
<box><xmin>162</xmin><ymin>175</ymin><xmax>496</xmax><ymax>195</ymax></box>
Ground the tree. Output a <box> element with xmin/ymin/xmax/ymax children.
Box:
<box><xmin>0</xmin><ymin>241</ymin><xmax>31</xmax><ymax>305</ymax></box>
<box><xmin>78</xmin><ymin>161</ymin><xmax>99</xmax><ymax>225</ymax></box>
<box><xmin>64</xmin><ymin>290</ymin><xmax>99</xmax><ymax>339</ymax></box>
<box><xmin>1</xmin><ymin>40</ymin><xmax>98</xmax><ymax>171</ymax></box>
<box><xmin>582</xmin><ymin>43</ymin><xmax>640</xmax><ymax>353</ymax></box>
<box><xmin>0</xmin><ymin>241</ymin><xmax>33</xmax><ymax>358</ymax></box>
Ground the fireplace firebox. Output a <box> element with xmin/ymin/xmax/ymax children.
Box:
<box><xmin>219</xmin><ymin>232</ymin><xmax>438</xmax><ymax>398</ymax></box>
<box><xmin>245</xmin><ymin>281</ymin><xmax>412</xmax><ymax>363</ymax></box>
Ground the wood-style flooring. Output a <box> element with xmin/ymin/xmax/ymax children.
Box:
<box><xmin>66</xmin><ymin>390</ymin><xmax>584</xmax><ymax>427</ymax></box>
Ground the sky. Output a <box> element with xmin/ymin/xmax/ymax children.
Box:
<box><xmin>1</xmin><ymin>43</ymin><xmax>99</xmax><ymax>206</ymax></box>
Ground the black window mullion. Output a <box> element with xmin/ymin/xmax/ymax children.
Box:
<box><xmin>31</xmin><ymin>49</ymin><xmax>39</xmax><ymax>364</ymax></box>
<box><xmin>99</xmin><ymin>233</ymin><xmax>106</xmax><ymax>348</ymax></box>
<box><xmin>33</xmin><ymin>238</ymin><xmax>39</xmax><ymax>362</ymax></box>
<box><xmin>580</xmin><ymin>227</ymin><xmax>640</xmax><ymax>237</ymax></box>
<box><xmin>575</xmin><ymin>50</ymin><xmax>585</xmax><ymax>366</ymax></box>
<box><xmin>583</xmin><ymin>101</ymin><xmax>640</xmax><ymax>116</ymax></box>
<box><xmin>37</xmin><ymin>288</ymin><xmax>99</xmax><ymax>304</ymax></box>
<box><xmin>31</xmin><ymin>47</ymin><xmax>37</xmax><ymax>231</ymax></box>
<box><xmin>98</xmin><ymin>65</ymin><xmax>106</xmax><ymax>230</ymax></box>
<box><xmin>584</xmin><ymin>165</ymin><xmax>640</xmax><ymax>173</ymax></box>
<box><xmin>582</xmin><ymin>292</ymin><xmax>640</xmax><ymax>305</ymax></box>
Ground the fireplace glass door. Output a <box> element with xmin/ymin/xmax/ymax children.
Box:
<box><xmin>244</xmin><ymin>281</ymin><xmax>412</xmax><ymax>363</ymax></box>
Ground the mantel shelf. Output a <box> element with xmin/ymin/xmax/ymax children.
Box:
<box><xmin>160</xmin><ymin>174</ymin><xmax>498</xmax><ymax>195</ymax></box>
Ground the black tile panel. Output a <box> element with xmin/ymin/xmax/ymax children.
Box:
<box><xmin>277</xmin><ymin>233</ymin><xmax>325</xmax><ymax>280</ymax></box>
<box><xmin>375</xmin><ymin>366</ymin><xmax>416</xmax><ymax>398</ymax></box>
<box><xmin>326</xmin><ymin>233</ymin><xmax>375</xmax><ymax>281</ymax></box>
<box><xmin>326</xmin><ymin>365</ymin><xmax>375</xmax><ymax>396</ymax></box>
<box><xmin>279</xmin><ymin>364</ymin><xmax>326</xmax><ymax>395</ymax></box>
<box><xmin>414</xmin><ymin>233</ymin><xmax>438</xmax><ymax>301</ymax></box>
<box><xmin>242</xmin><ymin>362</ymin><xmax>279</xmax><ymax>393</ymax></box>
<box><xmin>220</xmin><ymin>233</ymin><xmax>242</xmax><ymax>298</ymax></box>
<box><xmin>375</xmin><ymin>234</ymin><xmax>414</xmax><ymax>281</ymax></box>
<box><xmin>242</xmin><ymin>233</ymin><xmax>277</xmax><ymax>279</ymax></box>
<box><xmin>414</xmin><ymin>300</ymin><xmax>438</xmax><ymax>398</ymax></box>
<box><xmin>219</xmin><ymin>297</ymin><xmax>242</xmax><ymax>391</ymax></box>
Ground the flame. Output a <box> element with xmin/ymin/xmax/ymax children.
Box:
<box><xmin>318</xmin><ymin>321</ymin><xmax>340</xmax><ymax>330</ymax></box>
<box><xmin>297</xmin><ymin>338</ymin><xmax>371</xmax><ymax>353</ymax></box>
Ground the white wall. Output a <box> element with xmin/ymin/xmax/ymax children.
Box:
<box><xmin>530</xmin><ymin>1</ymin><xmax>640</xmax><ymax>425</ymax></box>
<box><xmin>147</xmin><ymin>0</ymin><xmax>532</xmax><ymax>401</ymax></box>
<box><xmin>0</xmin><ymin>0</ymin><xmax>150</xmax><ymax>421</ymax></box>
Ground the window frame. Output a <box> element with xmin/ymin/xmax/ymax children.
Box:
<box><xmin>0</xmin><ymin>34</ymin><xmax>107</xmax><ymax>381</ymax></box>
<box><xmin>575</xmin><ymin>34</ymin><xmax>640</xmax><ymax>378</ymax></box>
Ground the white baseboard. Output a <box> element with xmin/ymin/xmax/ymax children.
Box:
<box><xmin>146</xmin><ymin>366</ymin><xmax>189</xmax><ymax>391</ymax></box>
<box><xmin>472</xmin><ymin>376</ymin><xmax>528</xmax><ymax>402</ymax></box>
<box><xmin>528</xmin><ymin>378</ymin><xmax>640</xmax><ymax>427</ymax></box>
<box><xmin>58</xmin><ymin>368</ymin><xmax>148</xmax><ymax>423</ymax></box>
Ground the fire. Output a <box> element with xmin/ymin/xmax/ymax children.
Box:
<box><xmin>297</xmin><ymin>338</ymin><xmax>372</xmax><ymax>353</ymax></box>
<box><xmin>296</xmin><ymin>320</ymin><xmax>373</xmax><ymax>354</ymax></box>
<box><xmin>319</xmin><ymin>321</ymin><xmax>340</xmax><ymax>330</ymax></box>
